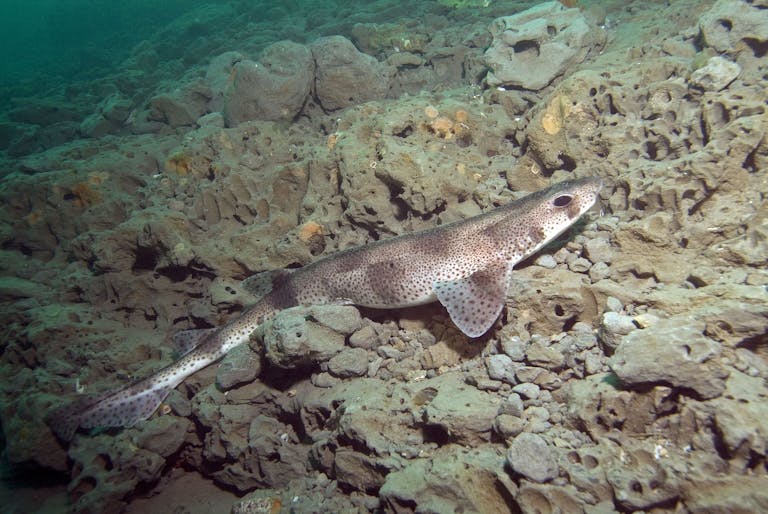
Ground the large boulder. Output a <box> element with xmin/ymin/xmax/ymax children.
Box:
<box><xmin>609</xmin><ymin>317</ymin><xmax>729</xmax><ymax>400</ymax></box>
<box><xmin>484</xmin><ymin>1</ymin><xmax>603</xmax><ymax>90</ymax></box>
<box><xmin>223</xmin><ymin>41</ymin><xmax>314</xmax><ymax>125</ymax></box>
<box><xmin>148</xmin><ymin>81</ymin><xmax>210</xmax><ymax>128</ymax></box>
<box><xmin>205</xmin><ymin>51</ymin><xmax>245</xmax><ymax>113</ymax></box>
<box><xmin>311</xmin><ymin>36</ymin><xmax>393</xmax><ymax>111</ymax></box>
<box><xmin>699</xmin><ymin>0</ymin><xmax>768</xmax><ymax>54</ymax></box>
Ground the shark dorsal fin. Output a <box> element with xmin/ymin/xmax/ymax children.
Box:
<box><xmin>433</xmin><ymin>258</ymin><xmax>512</xmax><ymax>338</ymax></box>
<box><xmin>241</xmin><ymin>269</ymin><xmax>294</xmax><ymax>300</ymax></box>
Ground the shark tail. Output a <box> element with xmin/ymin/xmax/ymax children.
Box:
<box><xmin>47</xmin><ymin>328</ymin><xmax>229</xmax><ymax>441</ymax></box>
<box><xmin>46</xmin><ymin>374</ymin><xmax>178</xmax><ymax>442</ymax></box>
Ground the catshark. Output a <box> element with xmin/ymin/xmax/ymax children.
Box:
<box><xmin>48</xmin><ymin>177</ymin><xmax>603</xmax><ymax>441</ymax></box>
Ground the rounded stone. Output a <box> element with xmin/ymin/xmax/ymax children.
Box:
<box><xmin>506</xmin><ymin>433</ymin><xmax>558</xmax><ymax>483</ymax></box>
<box><xmin>328</xmin><ymin>347</ymin><xmax>370</xmax><ymax>378</ymax></box>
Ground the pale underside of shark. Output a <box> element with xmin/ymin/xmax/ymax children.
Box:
<box><xmin>47</xmin><ymin>177</ymin><xmax>603</xmax><ymax>441</ymax></box>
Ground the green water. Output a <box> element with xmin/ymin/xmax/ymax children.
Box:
<box><xmin>0</xmin><ymin>0</ymin><xmax>207</xmax><ymax>86</ymax></box>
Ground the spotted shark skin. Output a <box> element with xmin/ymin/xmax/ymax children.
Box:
<box><xmin>47</xmin><ymin>177</ymin><xmax>603</xmax><ymax>441</ymax></box>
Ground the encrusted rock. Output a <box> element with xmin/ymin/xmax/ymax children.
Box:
<box><xmin>485</xmin><ymin>1</ymin><xmax>603</xmax><ymax>90</ymax></box>
<box><xmin>564</xmin><ymin>373</ymin><xmax>662</xmax><ymax>439</ymax></box>
<box><xmin>583</xmin><ymin>237</ymin><xmax>615</xmax><ymax>264</ymax></box>
<box><xmin>380</xmin><ymin>447</ymin><xmax>510</xmax><ymax>513</ymax></box>
<box><xmin>204</xmin><ymin>50</ymin><xmax>245</xmax><ymax>112</ymax></box>
<box><xmin>8</xmin><ymin>98</ymin><xmax>81</xmax><ymax>126</ymax></box>
<box><xmin>535</xmin><ymin>254</ymin><xmax>557</xmax><ymax>269</ymax></box>
<box><xmin>610</xmin><ymin>317</ymin><xmax>730</xmax><ymax>399</ymax></box>
<box><xmin>525</xmin><ymin>341</ymin><xmax>565</xmax><ymax>370</ymax></box>
<box><xmin>567</xmin><ymin>256</ymin><xmax>592</xmax><ymax>273</ymax></box>
<box><xmin>699</xmin><ymin>0</ymin><xmax>768</xmax><ymax>54</ymax></box>
<box><xmin>516</xmin><ymin>483</ymin><xmax>591</xmax><ymax>513</ymax></box>
<box><xmin>588</xmin><ymin>261</ymin><xmax>611</xmax><ymax>281</ymax></box>
<box><xmin>308</xmin><ymin>304</ymin><xmax>363</xmax><ymax>334</ymax></box>
<box><xmin>690</xmin><ymin>56</ymin><xmax>741</xmax><ymax>92</ymax></box>
<box><xmin>500</xmin><ymin>335</ymin><xmax>526</xmax><ymax>361</ymax></box>
<box><xmin>334</xmin><ymin>449</ymin><xmax>387</xmax><ymax>492</ymax></box>
<box><xmin>507</xmin><ymin>267</ymin><xmax>598</xmax><ymax>336</ymax></box>
<box><xmin>423</xmin><ymin>373</ymin><xmax>498</xmax><ymax>445</ymax></box>
<box><xmin>512</xmin><ymin>382</ymin><xmax>540</xmax><ymax>400</ymax></box>
<box><xmin>606</xmin><ymin>442</ymin><xmax>679</xmax><ymax>510</ymax></box>
<box><xmin>494</xmin><ymin>414</ymin><xmax>525</xmax><ymax>439</ymax></box>
<box><xmin>149</xmin><ymin>81</ymin><xmax>209</xmax><ymax>128</ymax></box>
<box><xmin>66</xmin><ymin>416</ymin><xmax>191</xmax><ymax>513</ymax></box>
<box><xmin>704</xmin><ymin>370</ymin><xmax>768</xmax><ymax>471</ymax></box>
<box><xmin>0</xmin><ymin>276</ymin><xmax>46</xmax><ymax>300</ymax></box>
<box><xmin>349</xmin><ymin>325</ymin><xmax>378</xmax><ymax>349</ymax></box>
<box><xmin>682</xmin><ymin>474</ymin><xmax>768</xmax><ymax>513</ymax></box>
<box><xmin>498</xmin><ymin>393</ymin><xmax>524</xmax><ymax>418</ymax></box>
<box><xmin>605</xmin><ymin>296</ymin><xmax>623</xmax><ymax>313</ymax></box>
<box><xmin>261</xmin><ymin>305</ymin><xmax>361</xmax><ymax>368</ymax></box>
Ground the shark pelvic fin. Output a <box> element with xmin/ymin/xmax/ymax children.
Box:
<box><xmin>241</xmin><ymin>269</ymin><xmax>294</xmax><ymax>300</ymax></box>
<box><xmin>433</xmin><ymin>258</ymin><xmax>513</xmax><ymax>338</ymax></box>
<box><xmin>172</xmin><ymin>328</ymin><xmax>218</xmax><ymax>357</ymax></box>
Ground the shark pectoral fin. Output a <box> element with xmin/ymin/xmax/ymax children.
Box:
<box><xmin>433</xmin><ymin>259</ymin><xmax>513</xmax><ymax>338</ymax></box>
<box><xmin>172</xmin><ymin>328</ymin><xmax>218</xmax><ymax>357</ymax></box>
<box><xmin>241</xmin><ymin>269</ymin><xmax>294</xmax><ymax>300</ymax></box>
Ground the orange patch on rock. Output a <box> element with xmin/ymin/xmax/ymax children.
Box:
<box><xmin>299</xmin><ymin>221</ymin><xmax>324</xmax><ymax>243</ymax></box>
<box><xmin>430</xmin><ymin>116</ymin><xmax>455</xmax><ymax>138</ymax></box>
<box><xmin>326</xmin><ymin>133</ymin><xmax>340</xmax><ymax>150</ymax></box>
<box><xmin>67</xmin><ymin>182</ymin><xmax>101</xmax><ymax>208</ymax></box>
<box><xmin>165</xmin><ymin>153</ymin><xmax>192</xmax><ymax>175</ymax></box>
<box><xmin>24</xmin><ymin>210</ymin><xmax>44</xmax><ymax>225</ymax></box>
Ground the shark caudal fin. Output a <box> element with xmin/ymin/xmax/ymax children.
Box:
<box><xmin>46</xmin><ymin>390</ymin><xmax>113</xmax><ymax>442</ymax></box>
<box><xmin>47</xmin><ymin>323</ymin><xmax>253</xmax><ymax>441</ymax></box>
<box><xmin>47</xmin><ymin>331</ymin><xmax>219</xmax><ymax>441</ymax></box>
<box><xmin>46</xmin><ymin>376</ymin><xmax>177</xmax><ymax>441</ymax></box>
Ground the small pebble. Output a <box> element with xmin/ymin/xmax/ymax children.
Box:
<box><xmin>568</xmin><ymin>257</ymin><xmax>592</xmax><ymax>273</ymax></box>
<box><xmin>312</xmin><ymin>372</ymin><xmax>340</xmax><ymax>388</ymax></box>
<box><xmin>598</xmin><ymin>311</ymin><xmax>636</xmax><ymax>353</ymax></box>
<box><xmin>495</xmin><ymin>414</ymin><xmax>525</xmax><ymax>438</ymax></box>
<box><xmin>535</xmin><ymin>254</ymin><xmax>557</xmax><ymax>269</ymax></box>
<box><xmin>512</xmin><ymin>382</ymin><xmax>540</xmax><ymax>399</ymax></box>
<box><xmin>498</xmin><ymin>393</ymin><xmax>524</xmax><ymax>417</ymax></box>
<box><xmin>501</xmin><ymin>336</ymin><xmax>526</xmax><ymax>361</ymax></box>
<box><xmin>583</xmin><ymin>237</ymin><xmax>614</xmax><ymax>264</ymax></box>
<box><xmin>486</xmin><ymin>354</ymin><xmax>517</xmax><ymax>384</ymax></box>
<box><xmin>328</xmin><ymin>347</ymin><xmax>369</xmax><ymax>378</ymax></box>
<box><xmin>584</xmin><ymin>352</ymin><xmax>603</xmax><ymax>375</ymax></box>
<box><xmin>589</xmin><ymin>261</ymin><xmax>611</xmax><ymax>281</ymax></box>
<box><xmin>605</xmin><ymin>296</ymin><xmax>623</xmax><ymax>313</ymax></box>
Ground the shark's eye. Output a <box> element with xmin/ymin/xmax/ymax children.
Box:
<box><xmin>553</xmin><ymin>194</ymin><xmax>573</xmax><ymax>207</ymax></box>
